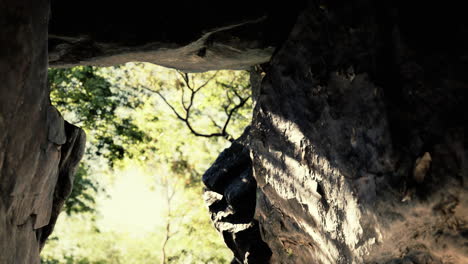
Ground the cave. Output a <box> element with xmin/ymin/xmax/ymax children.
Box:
<box><xmin>1</xmin><ymin>1</ymin><xmax>467</xmax><ymax>264</ymax></box>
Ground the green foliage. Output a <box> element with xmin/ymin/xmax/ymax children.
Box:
<box><xmin>105</xmin><ymin>63</ymin><xmax>253</xmax><ymax>180</ymax></box>
<box><xmin>49</xmin><ymin>66</ymin><xmax>147</xmax><ymax>165</ymax></box>
<box><xmin>42</xmin><ymin>255</ymin><xmax>106</xmax><ymax>264</ymax></box>
<box><xmin>49</xmin><ymin>66</ymin><xmax>150</xmax><ymax>215</ymax></box>
<box><xmin>44</xmin><ymin>63</ymin><xmax>253</xmax><ymax>263</ymax></box>
<box><xmin>64</xmin><ymin>164</ymin><xmax>97</xmax><ymax>215</ymax></box>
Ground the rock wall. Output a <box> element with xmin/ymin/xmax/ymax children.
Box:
<box><xmin>1</xmin><ymin>1</ymin><xmax>467</xmax><ymax>263</ymax></box>
<box><xmin>248</xmin><ymin>2</ymin><xmax>467</xmax><ymax>263</ymax></box>
<box><xmin>202</xmin><ymin>128</ymin><xmax>271</xmax><ymax>263</ymax></box>
<box><xmin>0</xmin><ymin>1</ymin><xmax>85</xmax><ymax>263</ymax></box>
<box><xmin>48</xmin><ymin>1</ymin><xmax>304</xmax><ymax>72</ymax></box>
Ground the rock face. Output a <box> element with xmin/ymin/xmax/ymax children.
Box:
<box><xmin>1</xmin><ymin>1</ymin><xmax>467</xmax><ymax>264</ymax></box>
<box><xmin>48</xmin><ymin>1</ymin><xmax>304</xmax><ymax>72</ymax></box>
<box><xmin>0</xmin><ymin>1</ymin><xmax>86</xmax><ymax>263</ymax></box>
<box><xmin>202</xmin><ymin>128</ymin><xmax>271</xmax><ymax>263</ymax></box>
<box><xmin>247</xmin><ymin>2</ymin><xmax>468</xmax><ymax>263</ymax></box>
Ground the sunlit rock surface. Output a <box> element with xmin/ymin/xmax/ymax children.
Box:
<box><xmin>248</xmin><ymin>2</ymin><xmax>468</xmax><ymax>263</ymax></box>
<box><xmin>1</xmin><ymin>0</ymin><xmax>467</xmax><ymax>263</ymax></box>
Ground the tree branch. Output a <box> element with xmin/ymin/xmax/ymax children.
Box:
<box><xmin>181</xmin><ymin>85</ymin><xmax>188</xmax><ymax>111</ymax></box>
<box><xmin>208</xmin><ymin>115</ymin><xmax>222</xmax><ymax>130</ymax></box>
<box><xmin>195</xmin><ymin>71</ymin><xmax>219</xmax><ymax>92</ymax></box>
<box><xmin>140</xmin><ymin>72</ymin><xmax>249</xmax><ymax>142</ymax></box>
<box><xmin>222</xmin><ymin>96</ymin><xmax>250</xmax><ymax>137</ymax></box>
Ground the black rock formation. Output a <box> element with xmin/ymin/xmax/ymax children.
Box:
<box><xmin>203</xmin><ymin>128</ymin><xmax>271</xmax><ymax>263</ymax></box>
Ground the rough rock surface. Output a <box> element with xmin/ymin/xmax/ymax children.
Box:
<box><xmin>248</xmin><ymin>2</ymin><xmax>468</xmax><ymax>263</ymax></box>
<box><xmin>0</xmin><ymin>1</ymin><xmax>85</xmax><ymax>263</ymax></box>
<box><xmin>48</xmin><ymin>1</ymin><xmax>304</xmax><ymax>72</ymax></box>
<box><xmin>1</xmin><ymin>1</ymin><xmax>467</xmax><ymax>263</ymax></box>
<box><xmin>203</xmin><ymin>128</ymin><xmax>271</xmax><ymax>263</ymax></box>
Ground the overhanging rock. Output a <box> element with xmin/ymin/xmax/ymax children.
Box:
<box><xmin>48</xmin><ymin>1</ymin><xmax>305</xmax><ymax>72</ymax></box>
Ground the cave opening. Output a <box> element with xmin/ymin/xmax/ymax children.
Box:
<box><xmin>40</xmin><ymin>62</ymin><xmax>258</xmax><ymax>264</ymax></box>
<box><xmin>4</xmin><ymin>2</ymin><xmax>468</xmax><ymax>263</ymax></box>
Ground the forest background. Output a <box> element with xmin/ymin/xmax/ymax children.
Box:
<box><xmin>41</xmin><ymin>62</ymin><xmax>253</xmax><ymax>264</ymax></box>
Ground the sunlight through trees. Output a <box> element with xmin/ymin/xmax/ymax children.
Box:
<box><xmin>41</xmin><ymin>63</ymin><xmax>253</xmax><ymax>264</ymax></box>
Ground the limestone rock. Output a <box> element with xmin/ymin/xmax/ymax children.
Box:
<box><xmin>48</xmin><ymin>1</ymin><xmax>305</xmax><ymax>72</ymax></box>
<box><xmin>248</xmin><ymin>2</ymin><xmax>468</xmax><ymax>263</ymax></box>
<box><xmin>1</xmin><ymin>1</ymin><xmax>467</xmax><ymax>263</ymax></box>
<box><xmin>1</xmin><ymin>1</ymin><xmax>85</xmax><ymax>263</ymax></box>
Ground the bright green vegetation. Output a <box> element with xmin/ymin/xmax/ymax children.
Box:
<box><xmin>41</xmin><ymin>63</ymin><xmax>253</xmax><ymax>264</ymax></box>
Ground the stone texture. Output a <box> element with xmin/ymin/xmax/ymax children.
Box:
<box><xmin>203</xmin><ymin>128</ymin><xmax>271</xmax><ymax>264</ymax></box>
<box><xmin>0</xmin><ymin>1</ymin><xmax>86</xmax><ymax>263</ymax></box>
<box><xmin>1</xmin><ymin>1</ymin><xmax>467</xmax><ymax>263</ymax></box>
<box><xmin>248</xmin><ymin>2</ymin><xmax>468</xmax><ymax>263</ymax></box>
<box><xmin>48</xmin><ymin>1</ymin><xmax>305</xmax><ymax>72</ymax></box>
